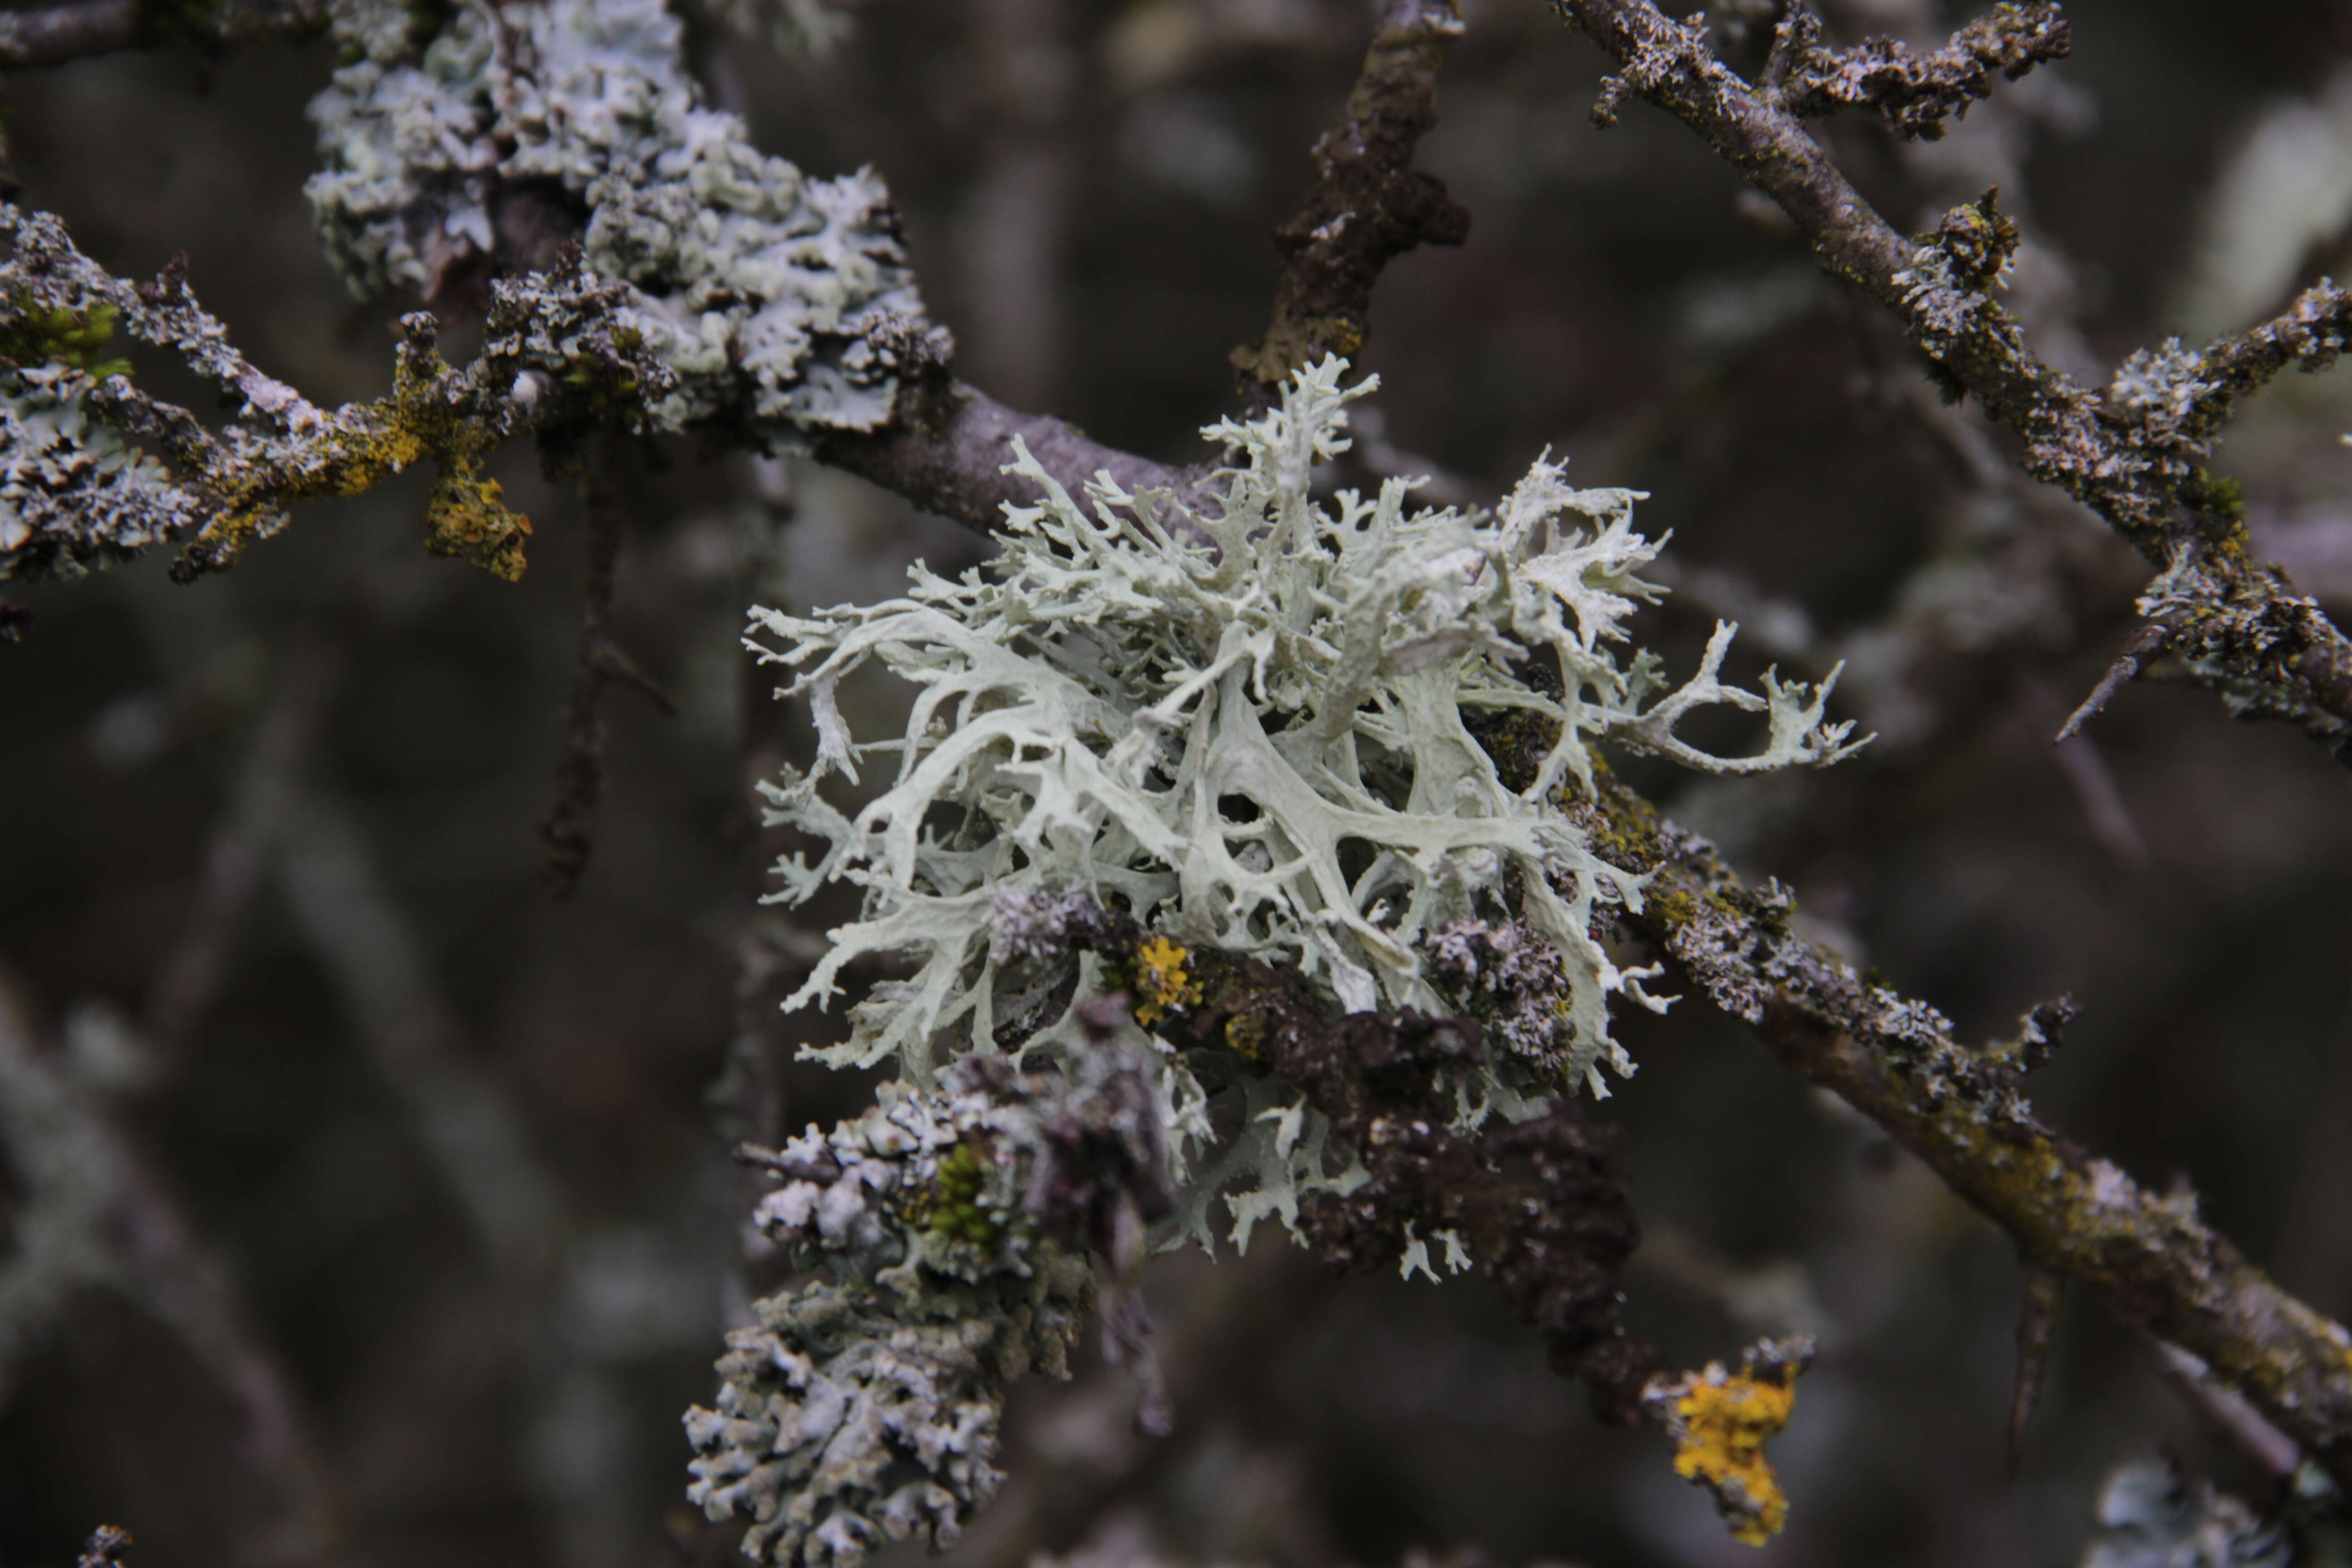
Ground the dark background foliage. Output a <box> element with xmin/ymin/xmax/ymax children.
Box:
<box><xmin>5</xmin><ymin>1</ymin><xmax>2352</xmax><ymax>1565</ymax></box>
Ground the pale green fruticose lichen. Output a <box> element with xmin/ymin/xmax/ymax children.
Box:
<box><xmin>747</xmin><ymin>355</ymin><xmax>1859</xmax><ymax>1107</ymax></box>
<box><xmin>710</xmin><ymin>363</ymin><xmax>1861</xmax><ymax>1561</ymax></box>
<box><xmin>308</xmin><ymin>0</ymin><xmax>936</xmax><ymax>440</ymax></box>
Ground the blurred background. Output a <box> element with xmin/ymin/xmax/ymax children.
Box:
<box><xmin>5</xmin><ymin>0</ymin><xmax>2352</xmax><ymax>1563</ymax></box>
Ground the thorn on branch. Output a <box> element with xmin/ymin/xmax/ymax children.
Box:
<box><xmin>2056</xmin><ymin>622</ymin><xmax>2168</xmax><ymax>741</ymax></box>
<box><xmin>1234</xmin><ymin>0</ymin><xmax>1470</xmax><ymax>394</ymax></box>
<box><xmin>2009</xmin><ymin>1266</ymin><xmax>2064</xmax><ymax>1472</ymax></box>
<box><xmin>1779</xmin><ymin>0</ymin><xmax>2072</xmax><ymax>141</ymax></box>
<box><xmin>540</xmin><ymin>441</ymin><xmax>673</xmax><ymax>898</ymax></box>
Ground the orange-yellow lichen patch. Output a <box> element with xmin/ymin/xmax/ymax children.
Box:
<box><xmin>1656</xmin><ymin>1352</ymin><xmax>1806</xmax><ymax>1548</ymax></box>
<box><xmin>1131</xmin><ymin>936</ymin><xmax>1203</xmax><ymax>1027</ymax></box>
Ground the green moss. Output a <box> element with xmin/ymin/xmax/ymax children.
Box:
<box><xmin>916</xmin><ymin>1144</ymin><xmax>1004</xmax><ymax>1248</ymax></box>
<box><xmin>2181</xmin><ymin>468</ymin><xmax>2250</xmax><ymax>557</ymax></box>
<box><xmin>0</xmin><ymin>295</ymin><xmax>130</xmax><ymax>380</ymax></box>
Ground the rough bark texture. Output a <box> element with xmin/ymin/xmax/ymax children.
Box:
<box><xmin>1573</xmin><ymin>770</ymin><xmax>2352</xmax><ymax>1484</ymax></box>
<box><xmin>1233</xmin><ymin>0</ymin><xmax>1471</xmax><ymax>394</ymax></box>
<box><xmin>1555</xmin><ymin>0</ymin><xmax>2352</xmax><ymax>760</ymax></box>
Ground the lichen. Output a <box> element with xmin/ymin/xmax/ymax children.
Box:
<box><xmin>687</xmin><ymin>1034</ymin><xmax>1186</xmax><ymax>1568</ymax></box>
<box><xmin>1649</xmin><ymin>1338</ymin><xmax>1812</xmax><ymax>1548</ymax></box>
<box><xmin>308</xmin><ymin>0</ymin><xmax>938</xmax><ymax>442</ymax></box>
<box><xmin>1127</xmin><ymin>937</ymin><xmax>1201</xmax><ymax>1028</ymax></box>
<box><xmin>746</xmin><ymin>356</ymin><xmax>1860</xmax><ymax>1117</ymax></box>
<box><xmin>0</xmin><ymin>363</ymin><xmax>198</xmax><ymax>582</ymax></box>
<box><xmin>2076</xmin><ymin>1456</ymin><xmax>2291</xmax><ymax>1568</ymax></box>
<box><xmin>1780</xmin><ymin>2</ymin><xmax>2072</xmax><ymax>141</ymax></box>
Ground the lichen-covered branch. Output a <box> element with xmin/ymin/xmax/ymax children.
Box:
<box><xmin>1553</xmin><ymin>0</ymin><xmax>2352</xmax><ymax>760</ymax></box>
<box><xmin>1769</xmin><ymin>1</ymin><xmax>2070</xmax><ymax>141</ymax></box>
<box><xmin>1233</xmin><ymin>0</ymin><xmax>1470</xmax><ymax>393</ymax></box>
<box><xmin>1562</xmin><ymin>771</ymin><xmax>2352</xmax><ymax>1483</ymax></box>
<box><xmin>685</xmin><ymin>1028</ymin><xmax>1176</xmax><ymax>1568</ymax></box>
<box><xmin>1129</xmin><ymin>934</ymin><xmax>1664</xmax><ymax>1416</ymax></box>
<box><xmin>0</xmin><ymin>206</ymin><xmax>674</xmax><ymax>585</ymax></box>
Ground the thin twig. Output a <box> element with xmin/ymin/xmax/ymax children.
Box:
<box><xmin>1583</xmin><ymin>775</ymin><xmax>2352</xmax><ymax>1484</ymax></box>
<box><xmin>541</xmin><ymin>439</ymin><xmax>676</xmax><ymax>898</ymax></box>
<box><xmin>0</xmin><ymin>975</ymin><xmax>343</xmax><ymax>1567</ymax></box>
<box><xmin>2151</xmin><ymin>1341</ymin><xmax>2302</xmax><ymax>1479</ymax></box>
<box><xmin>2055</xmin><ymin>622</ymin><xmax>2168</xmax><ymax>741</ymax></box>
<box><xmin>1549</xmin><ymin>0</ymin><xmax>2352</xmax><ymax>761</ymax></box>
<box><xmin>145</xmin><ymin>626</ymin><xmax>341</xmax><ymax>1046</ymax></box>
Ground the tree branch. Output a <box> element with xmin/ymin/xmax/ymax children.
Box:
<box><xmin>1772</xmin><ymin>0</ymin><xmax>2070</xmax><ymax>140</ymax></box>
<box><xmin>813</xmin><ymin>378</ymin><xmax>1206</xmax><ymax>536</ymax></box>
<box><xmin>1573</xmin><ymin>773</ymin><xmax>2352</xmax><ymax>1482</ymax></box>
<box><xmin>541</xmin><ymin>441</ymin><xmax>675</xmax><ymax>899</ymax></box>
<box><xmin>1552</xmin><ymin>0</ymin><xmax>2352</xmax><ymax>762</ymax></box>
<box><xmin>1233</xmin><ymin>0</ymin><xmax>1471</xmax><ymax>394</ymax></box>
<box><xmin>0</xmin><ymin>0</ymin><xmax>318</xmax><ymax>69</ymax></box>
<box><xmin>0</xmin><ymin>0</ymin><xmax>142</xmax><ymax>68</ymax></box>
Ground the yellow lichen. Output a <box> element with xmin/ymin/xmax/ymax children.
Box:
<box><xmin>1223</xmin><ymin>1011</ymin><xmax>1270</xmax><ymax>1064</ymax></box>
<box><xmin>1131</xmin><ymin>936</ymin><xmax>1202</xmax><ymax>1027</ymax></box>
<box><xmin>1665</xmin><ymin>1364</ymin><xmax>1800</xmax><ymax>1547</ymax></box>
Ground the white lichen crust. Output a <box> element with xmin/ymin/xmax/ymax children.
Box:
<box><xmin>307</xmin><ymin>0</ymin><xmax>935</xmax><ymax>440</ymax></box>
<box><xmin>686</xmin><ymin>1041</ymin><xmax>1182</xmax><ymax>1568</ymax></box>
<box><xmin>0</xmin><ymin>363</ymin><xmax>196</xmax><ymax>581</ymax></box>
<box><xmin>746</xmin><ymin>357</ymin><xmax>1861</xmax><ymax>1107</ymax></box>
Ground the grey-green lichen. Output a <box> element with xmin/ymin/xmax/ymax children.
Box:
<box><xmin>2075</xmin><ymin>1456</ymin><xmax>2290</xmax><ymax>1568</ymax></box>
<box><xmin>0</xmin><ymin>362</ymin><xmax>198</xmax><ymax>581</ymax></box>
<box><xmin>685</xmin><ymin>1035</ymin><xmax>1182</xmax><ymax>1568</ymax></box>
<box><xmin>0</xmin><ymin>201</ymin><xmax>688</xmax><ymax>583</ymax></box>
<box><xmin>747</xmin><ymin>354</ymin><xmax>1859</xmax><ymax>1115</ymax></box>
<box><xmin>308</xmin><ymin>0</ymin><xmax>938</xmax><ymax>441</ymax></box>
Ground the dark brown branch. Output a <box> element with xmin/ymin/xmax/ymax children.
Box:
<box><xmin>540</xmin><ymin>442</ymin><xmax>674</xmax><ymax>898</ymax></box>
<box><xmin>1234</xmin><ymin>0</ymin><xmax>1470</xmax><ymax>394</ymax></box>
<box><xmin>814</xmin><ymin>378</ymin><xmax>1206</xmax><ymax>537</ymax></box>
<box><xmin>1574</xmin><ymin>774</ymin><xmax>2352</xmax><ymax>1483</ymax></box>
<box><xmin>1551</xmin><ymin>0</ymin><xmax>2352</xmax><ymax>761</ymax></box>
<box><xmin>1038</xmin><ymin>898</ymin><xmax>1666</xmax><ymax>1423</ymax></box>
